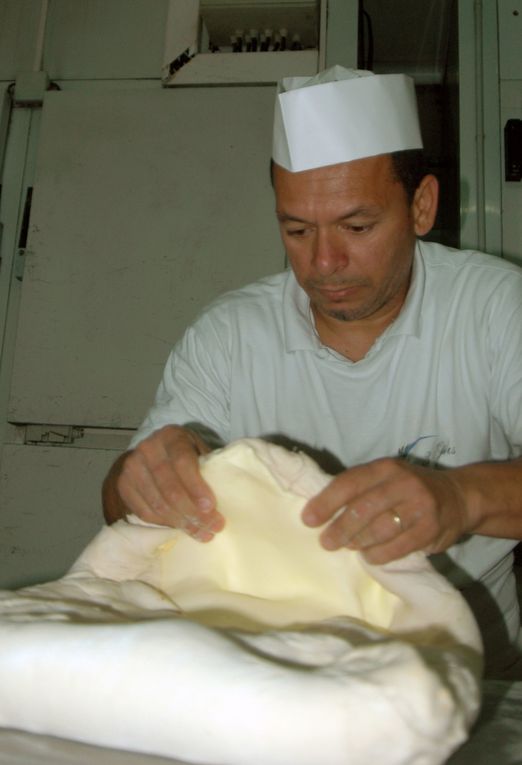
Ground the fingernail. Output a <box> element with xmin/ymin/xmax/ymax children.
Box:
<box><xmin>302</xmin><ymin>509</ymin><xmax>318</xmax><ymax>526</ymax></box>
<box><xmin>195</xmin><ymin>529</ymin><xmax>214</xmax><ymax>543</ymax></box>
<box><xmin>321</xmin><ymin>534</ymin><xmax>338</xmax><ymax>550</ymax></box>
<box><xmin>209</xmin><ymin>516</ymin><xmax>224</xmax><ymax>532</ymax></box>
<box><xmin>197</xmin><ymin>497</ymin><xmax>213</xmax><ymax>514</ymax></box>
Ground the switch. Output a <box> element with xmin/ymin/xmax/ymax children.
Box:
<box><xmin>505</xmin><ymin>119</ymin><xmax>522</xmax><ymax>182</ymax></box>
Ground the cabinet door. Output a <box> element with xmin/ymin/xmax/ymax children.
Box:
<box><xmin>0</xmin><ymin>444</ymin><xmax>113</xmax><ymax>588</ymax></box>
<box><xmin>8</xmin><ymin>86</ymin><xmax>284</xmax><ymax>428</ymax></box>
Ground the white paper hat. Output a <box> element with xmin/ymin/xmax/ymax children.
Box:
<box><xmin>272</xmin><ymin>66</ymin><xmax>423</xmax><ymax>172</ymax></box>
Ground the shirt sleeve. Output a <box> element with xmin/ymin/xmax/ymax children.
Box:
<box><xmin>129</xmin><ymin>307</ymin><xmax>232</xmax><ymax>450</ymax></box>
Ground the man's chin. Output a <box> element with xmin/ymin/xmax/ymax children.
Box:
<box><xmin>316</xmin><ymin>295</ymin><xmax>379</xmax><ymax>323</ymax></box>
<box><xmin>315</xmin><ymin>300</ymin><xmax>367</xmax><ymax>322</ymax></box>
<box><xmin>325</xmin><ymin>308</ymin><xmax>362</xmax><ymax>322</ymax></box>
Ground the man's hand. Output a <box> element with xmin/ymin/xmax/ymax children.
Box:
<box><xmin>302</xmin><ymin>458</ymin><xmax>471</xmax><ymax>564</ymax></box>
<box><xmin>103</xmin><ymin>425</ymin><xmax>225</xmax><ymax>541</ymax></box>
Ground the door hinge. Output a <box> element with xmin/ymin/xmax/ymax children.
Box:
<box><xmin>24</xmin><ymin>424</ymin><xmax>85</xmax><ymax>446</ymax></box>
<box><xmin>17</xmin><ymin>424</ymin><xmax>133</xmax><ymax>450</ymax></box>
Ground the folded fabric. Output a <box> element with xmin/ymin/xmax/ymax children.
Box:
<box><xmin>0</xmin><ymin>439</ymin><xmax>483</xmax><ymax>765</ymax></box>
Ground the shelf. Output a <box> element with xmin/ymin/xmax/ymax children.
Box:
<box><xmin>200</xmin><ymin>0</ymin><xmax>315</xmax><ymax>6</ymax></box>
<box><xmin>200</xmin><ymin>1</ymin><xmax>319</xmax><ymax>50</ymax></box>
<box><xmin>163</xmin><ymin>0</ymin><xmax>321</xmax><ymax>86</ymax></box>
<box><xmin>165</xmin><ymin>49</ymin><xmax>318</xmax><ymax>85</ymax></box>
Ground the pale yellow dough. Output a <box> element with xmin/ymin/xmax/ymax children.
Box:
<box><xmin>155</xmin><ymin>439</ymin><xmax>399</xmax><ymax>629</ymax></box>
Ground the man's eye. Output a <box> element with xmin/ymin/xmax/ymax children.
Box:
<box><xmin>286</xmin><ymin>228</ymin><xmax>307</xmax><ymax>237</ymax></box>
<box><xmin>343</xmin><ymin>223</ymin><xmax>372</xmax><ymax>234</ymax></box>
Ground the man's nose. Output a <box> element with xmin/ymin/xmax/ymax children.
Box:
<box><xmin>312</xmin><ymin>229</ymin><xmax>348</xmax><ymax>275</ymax></box>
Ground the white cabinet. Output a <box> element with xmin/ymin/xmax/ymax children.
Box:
<box><xmin>0</xmin><ymin>444</ymin><xmax>113</xmax><ymax>589</ymax></box>
<box><xmin>0</xmin><ymin>83</ymin><xmax>287</xmax><ymax>587</ymax></box>
<box><xmin>7</xmin><ymin>86</ymin><xmax>284</xmax><ymax>429</ymax></box>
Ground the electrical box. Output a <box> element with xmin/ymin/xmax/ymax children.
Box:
<box><xmin>199</xmin><ymin>0</ymin><xmax>319</xmax><ymax>51</ymax></box>
<box><xmin>163</xmin><ymin>0</ymin><xmax>322</xmax><ymax>84</ymax></box>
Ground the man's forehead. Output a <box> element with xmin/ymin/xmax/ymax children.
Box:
<box><xmin>273</xmin><ymin>154</ymin><xmax>395</xmax><ymax>188</ymax></box>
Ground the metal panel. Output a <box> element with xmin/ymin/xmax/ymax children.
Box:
<box><xmin>0</xmin><ymin>0</ymin><xmax>41</xmax><ymax>79</ymax></box>
<box><xmin>44</xmin><ymin>0</ymin><xmax>169</xmax><ymax>80</ymax></box>
<box><xmin>325</xmin><ymin>0</ymin><xmax>358</xmax><ymax>69</ymax></box>
<box><xmin>498</xmin><ymin>0</ymin><xmax>522</xmax><ymax>80</ymax></box>
<box><xmin>458</xmin><ymin>0</ymin><xmax>502</xmax><ymax>255</ymax></box>
<box><xmin>0</xmin><ymin>100</ymin><xmax>42</xmax><ymax>446</ymax></box>
<box><xmin>0</xmin><ymin>444</ymin><xmax>114</xmax><ymax>589</ymax></box>
<box><xmin>7</xmin><ymin>86</ymin><xmax>285</xmax><ymax>428</ymax></box>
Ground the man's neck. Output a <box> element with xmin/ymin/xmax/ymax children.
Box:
<box><xmin>312</xmin><ymin>290</ymin><xmax>408</xmax><ymax>363</ymax></box>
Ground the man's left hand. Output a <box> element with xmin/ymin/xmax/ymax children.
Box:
<box><xmin>302</xmin><ymin>458</ymin><xmax>470</xmax><ymax>564</ymax></box>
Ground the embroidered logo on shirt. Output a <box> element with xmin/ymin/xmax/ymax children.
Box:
<box><xmin>398</xmin><ymin>435</ymin><xmax>456</xmax><ymax>466</ymax></box>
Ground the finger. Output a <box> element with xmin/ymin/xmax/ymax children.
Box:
<box><xmin>354</xmin><ymin>510</ymin><xmax>435</xmax><ymax>565</ymax></box>
<box><xmin>166</xmin><ymin>446</ymin><xmax>218</xmax><ymax>516</ymax></box>
<box><xmin>320</xmin><ymin>480</ymin><xmax>439</xmax><ymax>552</ymax></box>
<box><xmin>152</xmin><ymin>457</ymin><xmax>224</xmax><ymax>531</ymax></box>
<box><xmin>154</xmin><ymin>428</ymin><xmax>219</xmax><ymax>517</ymax></box>
<box><xmin>138</xmin><ymin>428</ymin><xmax>223</xmax><ymax>527</ymax></box>
<box><xmin>314</xmin><ymin>470</ymin><xmax>409</xmax><ymax>550</ymax></box>
<box><xmin>120</xmin><ymin>438</ymin><xmax>223</xmax><ymax>534</ymax></box>
<box><xmin>321</xmin><ymin>507</ymin><xmax>406</xmax><ymax>551</ymax></box>
<box><xmin>119</xmin><ymin>459</ymin><xmax>220</xmax><ymax>540</ymax></box>
<box><xmin>118</xmin><ymin>451</ymin><xmax>174</xmax><ymax>523</ymax></box>
<box><xmin>348</xmin><ymin>498</ymin><xmax>441</xmax><ymax>561</ymax></box>
<box><xmin>360</xmin><ymin>530</ymin><xmax>424</xmax><ymax>565</ymax></box>
<box><xmin>302</xmin><ymin>460</ymin><xmax>393</xmax><ymax>527</ymax></box>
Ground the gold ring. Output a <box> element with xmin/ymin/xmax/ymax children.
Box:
<box><xmin>391</xmin><ymin>512</ymin><xmax>403</xmax><ymax>532</ymax></box>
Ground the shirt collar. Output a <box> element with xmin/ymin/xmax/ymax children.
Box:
<box><xmin>282</xmin><ymin>241</ymin><xmax>426</xmax><ymax>354</ymax></box>
<box><xmin>381</xmin><ymin>241</ymin><xmax>425</xmax><ymax>340</ymax></box>
<box><xmin>282</xmin><ymin>270</ymin><xmax>322</xmax><ymax>352</ymax></box>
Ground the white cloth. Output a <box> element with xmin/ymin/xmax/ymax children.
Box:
<box><xmin>130</xmin><ymin>241</ymin><xmax>522</xmax><ymax>674</ymax></box>
<box><xmin>0</xmin><ymin>440</ymin><xmax>482</xmax><ymax>765</ymax></box>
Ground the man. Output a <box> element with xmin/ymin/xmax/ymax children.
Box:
<box><xmin>103</xmin><ymin>67</ymin><xmax>522</xmax><ymax>677</ymax></box>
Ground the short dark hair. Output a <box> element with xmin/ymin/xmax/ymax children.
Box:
<box><xmin>270</xmin><ymin>149</ymin><xmax>428</xmax><ymax>204</ymax></box>
<box><xmin>389</xmin><ymin>149</ymin><xmax>427</xmax><ymax>204</ymax></box>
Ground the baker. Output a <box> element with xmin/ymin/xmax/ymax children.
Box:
<box><xmin>102</xmin><ymin>67</ymin><xmax>522</xmax><ymax>678</ymax></box>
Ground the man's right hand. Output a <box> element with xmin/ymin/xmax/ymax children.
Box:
<box><xmin>102</xmin><ymin>425</ymin><xmax>224</xmax><ymax>541</ymax></box>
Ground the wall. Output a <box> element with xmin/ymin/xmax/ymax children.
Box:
<box><xmin>0</xmin><ymin>0</ymin><xmax>168</xmax><ymax>80</ymax></box>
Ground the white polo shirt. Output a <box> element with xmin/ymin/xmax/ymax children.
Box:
<box><xmin>131</xmin><ymin>240</ymin><xmax>522</xmax><ymax>675</ymax></box>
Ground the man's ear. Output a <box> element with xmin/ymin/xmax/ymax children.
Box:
<box><xmin>412</xmin><ymin>174</ymin><xmax>439</xmax><ymax>237</ymax></box>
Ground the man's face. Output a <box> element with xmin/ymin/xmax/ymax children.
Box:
<box><xmin>273</xmin><ymin>155</ymin><xmax>418</xmax><ymax>325</ymax></box>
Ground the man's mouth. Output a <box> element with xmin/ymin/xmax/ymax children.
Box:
<box><xmin>315</xmin><ymin>283</ymin><xmax>364</xmax><ymax>300</ymax></box>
